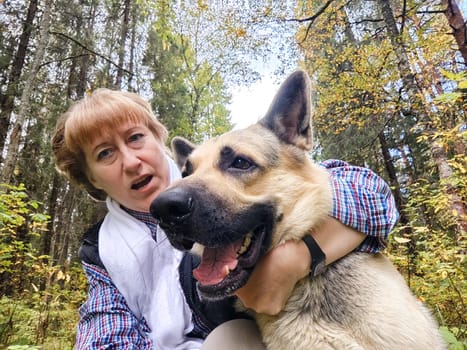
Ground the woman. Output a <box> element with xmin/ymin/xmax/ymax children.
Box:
<box><xmin>52</xmin><ymin>88</ymin><xmax>398</xmax><ymax>349</ymax></box>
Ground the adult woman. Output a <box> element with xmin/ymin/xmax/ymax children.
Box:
<box><xmin>52</xmin><ymin>88</ymin><xmax>398</xmax><ymax>349</ymax></box>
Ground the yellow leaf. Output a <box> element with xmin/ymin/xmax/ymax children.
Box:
<box><xmin>394</xmin><ymin>236</ymin><xmax>411</xmax><ymax>243</ymax></box>
<box><xmin>458</xmin><ymin>80</ymin><xmax>467</xmax><ymax>89</ymax></box>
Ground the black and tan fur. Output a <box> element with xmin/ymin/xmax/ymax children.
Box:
<box><xmin>150</xmin><ymin>70</ymin><xmax>446</xmax><ymax>349</ymax></box>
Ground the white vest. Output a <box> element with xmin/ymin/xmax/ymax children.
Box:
<box><xmin>99</xmin><ymin>156</ymin><xmax>203</xmax><ymax>349</ymax></box>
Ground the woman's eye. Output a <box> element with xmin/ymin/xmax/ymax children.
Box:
<box><xmin>129</xmin><ymin>133</ymin><xmax>144</xmax><ymax>142</ymax></box>
<box><xmin>231</xmin><ymin>157</ymin><xmax>253</xmax><ymax>170</ymax></box>
<box><xmin>97</xmin><ymin>148</ymin><xmax>112</xmax><ymax>160</ymax></box>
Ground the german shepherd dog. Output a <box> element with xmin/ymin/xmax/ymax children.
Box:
<box><xmin>150</xmin><ymin>70</ymin><xmax>446</xmax><ymax>349</ymax></box>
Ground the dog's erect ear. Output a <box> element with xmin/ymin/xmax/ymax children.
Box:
<box><xmin>258</xmin><ymin>70</ymin><xmax>313</xmax><ymax>150</ymax></box>
<box><xmin>171</xmin><ymin>136</ymin><xmax>196</xmax><ymax>169</ymax></box>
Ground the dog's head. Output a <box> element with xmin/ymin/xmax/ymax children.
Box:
<box><xmin>150</xmin><ymin>70</ymin><xmax>332</xmax><ymax>300</ymax></box>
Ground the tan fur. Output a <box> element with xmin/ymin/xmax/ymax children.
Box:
<box><xmin>188</xmin><ymin>126</ymin><xmax>333</xmax><ymax>247</ymax></box>
<box><xmin>152</xmin><ymin>70</ymin><xmax>446</xmax><ymax>350</ymax></box>
<box><xmin>185</xmin><ymin>126</ymin><xmax>445</xmax><ymax>349</ymax></box>
<box><xmin>253</xmin><ymin>253</ymin><xmax>445</xmax><ymax>349</ymax></box>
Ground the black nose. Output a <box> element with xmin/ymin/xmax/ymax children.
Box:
<box><xmin>150</xmin><ymin>187</ymin><xmax>194</xmax><ymax>225</ymax></box>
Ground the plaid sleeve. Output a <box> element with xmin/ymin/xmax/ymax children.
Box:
<box><xmin>320</xmin><ymin>159</ymin><xmax>400</xmax><ymax>253</ymax></box>
<box><xmin>75</xmin><ymin>262</ymin><xmax>153</xmax><ymax>350</ymax></box>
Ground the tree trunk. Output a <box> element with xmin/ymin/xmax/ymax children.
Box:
<box><xmin>442</xmin><ymin>0</ymin><xmax>467</xmax><ymax>64</ymax></box>
<box><xmin>51</xmin><ymin>186</ymin><xmax>77</xmax><ymax>264</ymax></box>
<box><xmin>67</xmin><ymin>1</ymin><xmax>97</xmax><ymax>98</ymax></box>
<box><xmin>0</xmin><ymin>0</ymin><xmax>38</xmax><ymax>156</ymax></box>
<box><xmin>431</xmin><ymin>141</ymin><xmax>467</xmax><ymax>233</ymax></box>
<box><xmin>377</xmin><ymin>0</ymin><xmax>422</xmax><ymax>110</ymax></box>
<box><xmin>41</xmin><ymin>173</ymin><xmax>61</xmax><ymax>258</ymax></box>
<box><xmin>127</xmin><ymin>4</ymin><xmax>138</xmax><ymax>91</ymax></box>
<box><xmin>378</xmin><ymin>132</ymin><xmax>404</xmax><ymax>210</ymax></box>
<box><xmin>115</xmin><ymin>0</ymin><xmax>132</xmax><ymax>88</ymax></box>
<box><xmin>2</xmin><ymin>0</ymin><xmax>53</xmax><ymax>183</ymax></box>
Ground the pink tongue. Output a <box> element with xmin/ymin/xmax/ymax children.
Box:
<box><xmin>193</xmin><ymin>241</ymin><xmax>242</xmax><ymax>286</ymax></box>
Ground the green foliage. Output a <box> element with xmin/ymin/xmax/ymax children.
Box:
<box><xmin>0</xmin><ymin>272</ymin><xmax>85</xmax><ymax>349</ymax></box>
<box><xmin>0</xmin><ymin>184</ymin><xmax>49</xmax><ymax>297</ymax></box>
<box><xmin>0</xmin><ymin>288</ymin><xmax>80</xmax><ymax>349</ymax></box>
<box><xmin>0</xmin><ymin>183</ymin><xmax>41</xmax><ymax>230</ymax></box>
<box><xmin>388</xmin><ymin>114</ymin><xmax>466</xmax><ymax>335</ymax></box>
<box><xmin>143</xmin><ymin>2</ymin><xmax>232</xmax><ymax>144</ymax></box>
<box><xmin>0</xmin><ymin>184</ymin><xmax>86</xmax><ymax>348</ymax></box>
<box><xmin>436</xmin><ymin>70</ymin><xmax>467</xmax><ymax>104</ymax></box>
<box><xmin>389</xmin><ymin>221</ymin><xmax>465</xmax><ymax>326</ymax></box>
<box><xmin>440</xmin><ymin>326</ymin><xmax>467</xmax><ymax>350</ymax></box>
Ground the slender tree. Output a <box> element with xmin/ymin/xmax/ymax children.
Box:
<box><xmin>0</xmin><ymin>0</ymin><xmax>38</xmax><ymax>155</ymax></box>
<box><xmin>115</xmin><ymin>0</ymin><xmax>132</xmax><ymax>88</ymax></box>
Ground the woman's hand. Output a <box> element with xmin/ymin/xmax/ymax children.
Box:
<box><xmin>234</xmin><ymin>239</ymin><xmax>310</xmax><ymax>316</ymax></box>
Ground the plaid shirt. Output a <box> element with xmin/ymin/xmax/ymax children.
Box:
<box><xmin>75</xmin><ymin>160</ymin><xmax>399</xmax><ymax>349</ymax></box>
<box><xmin>323</xmin><ymin>159</ymin><xmax>399</xmax><ymax>253</ymax></box>
<box><xmin>76</xmin><ymin>262</ymin><xmax>153</xmax><ymax>349</ymax></box>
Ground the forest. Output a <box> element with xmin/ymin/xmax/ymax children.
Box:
<box><xmin>0</xmin><ymin>0</ymin><xmax>465</xmax><ymax>348</ymax></box>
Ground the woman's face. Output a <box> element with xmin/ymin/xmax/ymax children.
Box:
<box><xmin>83</xmin><ymin>121</ymin><xmax>170</xmax><ymax>212</ymax></box>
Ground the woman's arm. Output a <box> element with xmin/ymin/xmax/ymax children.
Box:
<box><xmin>307</xmin><ymin>216</ymin><xmax>366</xmax><ymax>266</ymax></box>
<box><xmin>75</xmin><ymin>262</ymin><xmax>153</xmax><ymax>349</ymax></box>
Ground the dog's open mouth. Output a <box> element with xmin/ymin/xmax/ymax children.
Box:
<box><xmin>193</xmin><ymin>224</ymin><xmax>269</xmax><ymax>299</ymax></box>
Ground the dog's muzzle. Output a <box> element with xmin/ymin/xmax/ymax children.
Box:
<box><xmin>150</xmin><ymin>186</ymin><xmax>197</xmax><ymax>250</ymax></box>
<box><xmin>150</xmin><ymin>184</ymin><xmax>276</xmax><ymax>299</ymax></box>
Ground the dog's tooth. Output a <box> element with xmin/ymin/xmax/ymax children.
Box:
<box><xmin>238</xmin><ymin>233</ymin><xmax>253</xmax><ymax>255</ymax></box>
<box><xmin>244</xmin><ymin>234</ymin><xmax>252</xmax><ymax>249</ymax></box>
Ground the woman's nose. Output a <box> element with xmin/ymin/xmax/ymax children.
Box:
<box><xmin>121</xmin><ymin>148</ymin><xmax>141</xmax><ymax>171</ymax></box>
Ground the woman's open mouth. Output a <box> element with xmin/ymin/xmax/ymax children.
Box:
<box><xmin>131</xmin><ymin>175</ymin><xmax>152</xmax><ymax>190</ymax></box>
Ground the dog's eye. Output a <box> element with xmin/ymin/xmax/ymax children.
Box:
<box><xmin>231</xmin><ymin>157</ymin><xmax>253</xmax><ymax>170</ymax></box>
